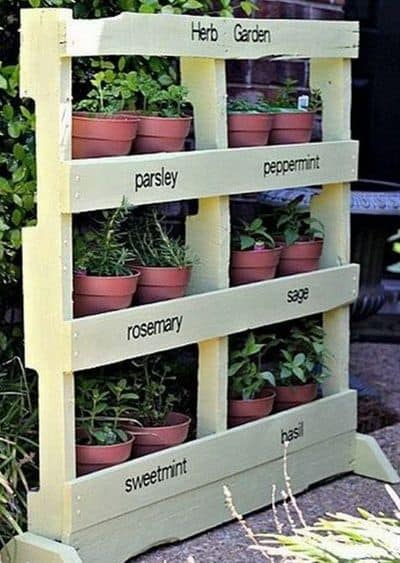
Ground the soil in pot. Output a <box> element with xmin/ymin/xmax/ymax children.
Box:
<box><xmin>277</xmin><ymin>239</ymin><xmax>323</xmax><ymax>276</ymax></box>
<box><xmin>72</xmin><ymin>112</ymin><xmax>139</xmax><ymax>159</ymax></box>
<box><xmin>228</xmin><ymin>389</ymin><xmax>276</xmax><ymax>427</ymax></box>
<box><xmin>230</xmin><ymin>246</ymin><xmax>282</xmax><ymax>286</ymax></box>
<box><xmin>124</xmin><ymin>412</ymin><xmax>191</xmax><ymax>457</ymax></box>
<box><xmin>269</xmin><ymin>111</ymin><xmax>315</xmax><ymax>145</ymax></box>
<box><xmin>274</xmin><ymin>383</ymin><xmax>318</xmax><ymax>411</ymax></box>
<box><xmin>76</xmin><ymin>435</ymin><xmax>134</xmax><ymax>476</ymax></box>
<box><xmin>128</xmin><ymin>264</ymin><xmax>191</xmax><ymax>304</ymax></box>
<box><xmin>133</xmin><ymin>115</ymin><xmax>192</xmax><ymax>153</ymax></box>
<box><xmin>73</xmin><ymin>271</ymin><xmax>141</xmax><ymax>317</ymax></box>
<box><xmin>228</xmin><ymin>113</ymin><xmax>274</xmax><ymax>147</ymax></box>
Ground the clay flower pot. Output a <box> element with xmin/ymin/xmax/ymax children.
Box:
<box><xmin>230</xmin><ymin>246</ymin><xmax>282</xmax><ymax>286</ymax></box>
<box><xmin>124</xmin><ymin>412</ymin><xmax>191</xmax><ymax>457</ymax></box>
<box><xmin>274</xmin><ymin>383</ymin><xmax>318</xmax><ymax>412</ymax></box>
<box><xmin>73</xmin><ymin>271</ymin><xmax>141</xmax><ymax>317</ymax></box>
<box><xmin>129</xmin><ymin>264</ymin><xmax>192</xmax><ymax>304</ymax></box>
<box><xmin>269</xmin><ymin>111</ymin><xmax>315</xmax><ymax>145</ymax></box>
<box><xmin>228</xmin><ymin>389</ymin><xmax>276</xmax><ymax>427</ymax></box>
<box><xmin>72</xmin><ymin>112</ymin><xmax>139</xmax><ymax>159</ymax></box>
<box><xmin>228</xmin><ymin>113</ymin><xmax>274</xmax><ymax>147</ymax></box>
<box><xmin>133</xmin><ymin>115</ymin><xmax>192</xmax><ymax>153</ymax></box>
<box><xmin>278</xmin><ymin>239</ymin><xmax>323</xmax><ymax>276</ymax></box>
<box><xmin>76</xmin><ymin>435</ymin><xmax>134</xmax><ymax>476</ymax></box>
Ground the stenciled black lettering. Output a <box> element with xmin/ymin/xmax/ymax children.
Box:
<box><xmin>125</xmin><ymin>458</ymin><xmax>188</xmax><ymax>494</ymax></box>
<box><xmin>127</xmin><ymin>315</ymin><xmax>184</xmax><ymax>342</ymax></box>
<box><xmin>287</xmin><ymin>287</ymin><xmax>310</xmax><ymax>305</ymax></box>
<box><xmin>134</xmin><ymin>167</ymin><xmax>179</xmax><ymax>192</ymax></box>
<box><xmin>264</xmin><ymin>154</ymin><xmax>321</xmax><ymax>178</ymax></box>
<box><xmin>281</xmin><ymin>422</ymin><xmax>304</xmax><ymax>444</ymax></box>
<box><xmin>191</xmin><ymin>21</ymin><xmax>218</xmax><ymax>42</ymax></box>
<box><xmin>233</xmin><ymin>23</ymin><xmax>271</xmax><ymax>43</ymax></box>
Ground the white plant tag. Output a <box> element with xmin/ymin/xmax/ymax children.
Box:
<box><xmin>298</xmin><ymin>95</ymin><xmax>309</xmax><ymax>110</ymax></box>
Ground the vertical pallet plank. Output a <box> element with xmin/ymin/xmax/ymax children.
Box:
<box><xmin>20</xmin><ymin>9</ymin><xmax>75</xmax><ymax>539</ymax></box>
<box><xmin>181</xmin><ymin>58</ymin><xmax>229</xmax><ymax>436</ymax></box>
<box><xmin>310</xmin><ymin>58</ymin><xmax>353</xmax><ymax>395</ymax></box>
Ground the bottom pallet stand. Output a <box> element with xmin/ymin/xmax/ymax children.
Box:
<box><xmin>2</xmin><ymin>391</ymin><xmax>398</xmax><ymax>563</ymax></box>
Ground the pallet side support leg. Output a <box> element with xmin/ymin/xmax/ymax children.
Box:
<box><xmin>310</xmin><ymin>58</ymin><xmax>353</xmax><ymax>396</ymax></box>
<box><xmin>20</xmin><ymin>8</ymin><xmax>75</xmax><ymax>540</ymax></box>
<box><xmin>181</xmin><ymin>58</ymin><xmax>229</xmax><ymax>437</ymax></box>
<box><xmin>1</xmin><ymin>533</ymin><xmax>81</xmax><ymax>563</ymax></box>
<box><xmin>353</xmin><ymin>433</ymin><xmax>399</xmax><ymax>483</ymax></box>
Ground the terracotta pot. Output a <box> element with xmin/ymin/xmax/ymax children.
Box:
<box><xmin>76</xmin><ymin>435</ymin><xmax>134</xmax><ymax>476</ymax></box>
<box><xmin>274</xmin><ymin>383</ymin><xmax>318</xmax><ymax>411</ymax></box>
<box><xmin>228</xmin><ymin>389</ymin><xmax>276</xmax><ymax>427</ymax></box>
<box><xmin>230</xmin><ymin>247</ymin><xmax>282</xmax><ymax>286</ymax></box>
<box><xmin>269</xmin><ymin>111</ymin><xmax>315</xmax><ymax>145</ymax></box>
<box><xmin>124</xmin><ymin>412</ymin><xmax>191</xmax><ymax>457</ymax></box>
<box><xmin>72</xmin><ymin>112</ymin><xmax>139</xmax><ymax>158</ymax></box>
<box><xmin>128</xmin><ymin>263</ymin><xmax>191</xmax><ymax>304</ymax></box>
<box><xmin>228</xmin><ymin>113</ymin><xmax>274</xmax><ymax>147</ymax></box>
<box><xmin>278</xmin><ymin>239</ymin><xmax>323</xmax><ymax>276</ymax></box>
<box><xmin>73</xmin><ymin>271</ymin><xmax>141</xmax><ymax>317</ymax></box>
<box><xmin>133</xmin><ymin>115</ymin><xmax>192</xmax><ymax>153</ymax></box>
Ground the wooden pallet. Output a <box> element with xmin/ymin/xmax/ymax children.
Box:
<box><xmin>2</xmin><ymin>8</ymin><xmax>398</xmax><ymax>563</ymax></box>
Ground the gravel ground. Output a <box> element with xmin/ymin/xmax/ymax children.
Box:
<box><xmin>350</xmin><ymin>343</ymin><xmax>400</xmax><ymax>417</ymax></box>
<box><xmin>131</xmin><ymin>343</ymin><xmax>400</xmax><ymax>563</ymax></box>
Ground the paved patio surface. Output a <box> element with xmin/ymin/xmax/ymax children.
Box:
<box><xmin>133</xmin><ymin>343</ymin><xmax>400</xmax><ymax>562</ymax></box>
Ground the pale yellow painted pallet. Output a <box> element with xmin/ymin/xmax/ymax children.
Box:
<box><xmin>3</xmin><ymin>8</ymin><xmax>398</xmax><ymax>563</ymax></box>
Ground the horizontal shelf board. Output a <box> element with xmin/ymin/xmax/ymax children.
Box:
<box><xmin>66</xmin><ymin>140</ymin><xmax>359</xmax><ymax>213</ymax></box>
<box><xmin>65</xmin><ymin>13</ymin><xmax>359</xmax><ymax>59</ymax></box>
<box><xmin>70</xmin><ymin>264</ymin><xmax>359</xmax><ymax>370</ymax></box>
<box><xmin>65</xmin><ymin>390</ymin><xmax>356</xmax><ymax>533</ymax></box>
<box><xmin>67</xmin><ymin>432</ymin><xmax>354</xmax><ymax>561</ymax></box>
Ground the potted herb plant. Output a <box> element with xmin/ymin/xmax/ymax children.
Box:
<box><xmin>263</xmin><ymin>319</ymin><xmax>331</xmax><ymax>411</ymax></box>
<box><xmin>75</xmin><ymin>377</ymin><xmax>136</xmax><ymax>475</ymax></box>
<box><xmin>127</xmin><ymin>208</ymin><xmax>197</xmax><ymax>304</ymax></box>
<box><xmin>227</xmin><ymin>97</ymin><xmax>274</xmax><ymax>147</ymax></box>
<box><xmin>73</xmin><ymin>204</ymin><xmax>141</xmax><ymax>317</ymax></box>
<box><xmin>133</xmin><ymin>72</ymin><xmax>192</xmax><ymax>153</ymax></box>
<box><xmin>122</xmin><ymin>354</ymin><xmax>191</xmax><ymax>457</ymax></box>
<box><xmin>268</xmin><ymin>79</ymin><xmax>322</xmax><ymax>145</ymax></box>
<box><xmin>73</xmin><ymin>68</ymin><xmax>140</xmax><ymax>158</ymax></box>
<box><xmin>228</xmin><ymin>332</ymin><xmax>275</xmax><ymax>427</ymax></box>
<box><xmin>271</xmin><ymin>196</ymin><xmax>324</xmax><ymax>275</ymax></box>
<box><xmin>230</xmin><ymin>217</ymin><xmax>282</xmax><ymax>286</ymax></box>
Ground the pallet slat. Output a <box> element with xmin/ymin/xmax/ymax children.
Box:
<box><xmin>64</xmin><ymin>13</ymin><xmax>359</xmax><ymax>59</ymax></box>
<box><xmin>70</xmin><ymin>264</ymin><xmax>359</xmax><ymax>371</ymax></box>
<box><xmin>66</xmin><ymin>140</ymin><xmax>359</xmax><ymax>212</ymax></box>
<box><xmin>65</xmin><ymin>391</ymin><xmax>356</xmax><ymax>533</ymax></box>
<box><xmin>67</xmin><ymin>431</ymin><xmax>355</xmax><ymax>562</ymax></box>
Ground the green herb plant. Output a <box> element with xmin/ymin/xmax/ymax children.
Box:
<box><xmin>75</xmin><ymin>377</ymin><xmax>137</xmax><ymax>445</ymax></box>
<box><xmin>229</xmin><ymin>332</ymin><xmax>275</xmax><ymax>400</ymax></box>
<box><xmin>227</xmin><ymin>97</ymin><xmax>272</xmax><ymax>114</ymax></box>
<box><xmin>74</xmin><ymin>68</ymin><xmax>139</xmax><ymax>114</ymax></box>
<box><xmin>137</xmin><ymin>72</ymin><xmax>190</xmax><ymax>117</ymax></box>
<box><xmin>270</xmin><ymin>195</ymin><xmax>324</xmax><ymax>246</ymax></box>
<box><xmin>262</xmin><ymin>319</ymin><xmax>331</xmax><ymax>387</ymax></box>
<box><xmin>271</xmin><ymin>79</ymin><xmax>322</xmax><ymax>112</ymax></box>
<box><xmin>74</xmin><ymin>202</ymin><xmax>133</xmax><ymax>276</ymax></box>
<box><xmin>128</xmin><ymin>208</ymin><xmax>198</xmax><ymax>268</ymax></box>
<box><xmin>127</xmin><ymin>354</ymin><xmax>181</xmax><ymax>426</ymax></box>
<box><xmin>232</xmin><ymin>217</ymin><xmax>275</xmax><ymax>251</ymax></box>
